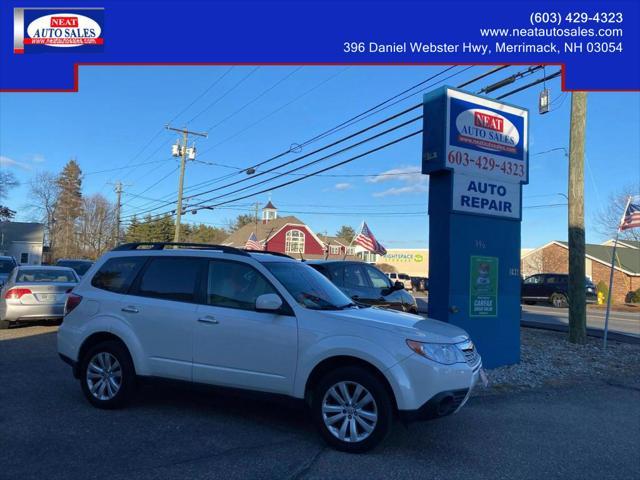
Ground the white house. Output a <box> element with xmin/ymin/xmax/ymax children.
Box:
<box><xmin>0</xmin><ymin>222</ymin><xmax>44</xmax><ymax>265</ymax></box>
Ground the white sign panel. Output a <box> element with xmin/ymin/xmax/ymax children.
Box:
<box><xmin>446</xmin><ymin>89</ymin><xmax>528</xmax><ymax>184</ymax></box>
<box><xmin>452</xmin><ymin>173</ymin><xmax>520</xmax><ymax>219</ymax></box>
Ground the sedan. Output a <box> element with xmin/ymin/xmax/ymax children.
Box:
<box><xmin>307</xmin><ymin>260</ymin><xmax>419</xmax><ymax>313</ymax></box>
<box><xmin>0</xmin><ymin>266</ymin><xmax>79</xmax><ymax>329</ymax></box>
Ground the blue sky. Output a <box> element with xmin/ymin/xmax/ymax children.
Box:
<box><xmin>1</xmin><ymin>65</ymin><xmax>638</xmax><ymax>248</ymax></box>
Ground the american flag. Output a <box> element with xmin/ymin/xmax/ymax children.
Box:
<box><xmin>620</xmin><ymin>195</ymin><xmax>640</xmax><ymax>231</ymax></box>
<box><xmin>244</xmin><ymin>232</ymin><xmax>263</xmax><ymax>250</ymax></box>
<box><xmin>354</xmin><ymin>222</ymin><xmax>387</xmax><ymax>255</ymax></box>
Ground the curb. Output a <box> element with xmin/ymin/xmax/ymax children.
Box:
<box><xmin>521</xmin><ymin>320</ymin><xmax>640</xmax><ymax>345</ymax></box>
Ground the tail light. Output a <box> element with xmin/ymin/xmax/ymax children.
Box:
<box><xmin>64</xmin><ymin>293</ymin><xmax>83</xmax><ymax>315</ymax></box>
<box><xmin>4</xmin><ymin>288</ymin><xmax>32</xmax><ymax>300</ymax></box>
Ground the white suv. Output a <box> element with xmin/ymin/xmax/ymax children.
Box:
<box><xmin>58</xmin><ymin>242</ymin><xmax>482</xmax><ymax>453</ymax></box>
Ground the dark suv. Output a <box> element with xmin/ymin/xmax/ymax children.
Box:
<box><xmin>521</xmin><ymin>273</ymin><xmax>597</xmax><ymax>307</ymax></box>
<box><xmin>307</xmin><ymin>260</ymin><xmax>419</xmax><ymax>313</ymax></box>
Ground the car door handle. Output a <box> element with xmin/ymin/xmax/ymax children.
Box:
<box><xmin>121</xmin><ymin>306</ymin><xmax>139</xmax><ymax>314</ymax></box>
<box><xmin>198</xmin><ymin>315</ymin><xmax>219</xmax><ymax>325</ymax></box>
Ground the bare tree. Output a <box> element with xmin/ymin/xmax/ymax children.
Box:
<box><xmin>78</xmin><ymin>194</ymin><xmax>116</xmax><ymax>259</ymax></box>
<box><xmin>27</xmin><ymin>172</ymin><xmax>59</xmax><ymax>248</ymax></box>
<box><xmin>594</xmin><ymin>184</ymin><xmax>640</xmax><ymax>241</ymax></box>
<box><xmin>0</xmin><ymin>171</ymin><xmax>19</xmax><ymax>220</ymax></box>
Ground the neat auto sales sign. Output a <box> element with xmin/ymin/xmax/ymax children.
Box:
<box><xmin>14</xmin><ymin>8</ymin><xmax>104</xmax><ymax>54</ymax></box>
<box><xmin>422</xmin><ymin>86</ymin><xmax>528</xmax><ymax>219</ymax></box>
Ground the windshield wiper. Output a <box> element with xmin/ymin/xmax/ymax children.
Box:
<box><xmin>337</xmin><ymin>302</ymin><xmax>358</xmax><ymax>310</ymax></box>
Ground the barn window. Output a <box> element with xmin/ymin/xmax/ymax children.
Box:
<box><xmin>285</xmin><ymin>229</ymin><xmax>305</xmax><ymax>253</ymax></box>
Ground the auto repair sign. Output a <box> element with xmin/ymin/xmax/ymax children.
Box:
<box><xmin>422</xmin><ymin>87</ymin><xmax>529</xmax><ymax>185</ymax></box>
<box><xmin>14</xmin><ymin>8</ymin><xmax>104</xmax><ymax>54</ymax></box>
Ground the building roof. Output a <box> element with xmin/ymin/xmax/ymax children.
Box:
<box><xmin>263</xmin><ymin>201</ymin><xmax>277</xmax><ymax>210</ymax></box>
<box><xmin>616</xmin><ymin>239</ymin><xmax>640</xmax><ymax>249</ymax></box>
<box><xmin>558</xmin><ymin>241</ymin><xmax>640</xmax><ymax>276</ymax></box>
<box><xmin>317</xmin><ymin>234</ymin><xmax>349</xmax><ymax>247</ymax></box>
<box><xmin>0</xmin><ymin>222</ymin><xmax>44</xmax><ymax>246</ymax></box>
<box><xmin>223</xmin><ymin>216</ymin><xmax>305</xmax><ymax>246</ymax></box>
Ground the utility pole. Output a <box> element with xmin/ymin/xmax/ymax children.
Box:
<box><xmin>568</xmin><ymin>92</ymin><xmax>587</xmax><ymax>344</ymax></box>
<box><xmin>167</xmin><ymin>125</ymin><xmax>207</xmax><ymax>243</ymax></box>
<box><xmin>114</xmin><ymin>181</ymin><xmax>123</xmax><ymax>246</ymax></box>
<box><xmin>253</xmin><ymin>201</ymin><xmax>261</xmax><ymax>232</ymax></box>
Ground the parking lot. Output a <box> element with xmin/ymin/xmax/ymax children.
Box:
<box><xmin>1</xmin><ymin>324</ymin><xmax>639</xmax><ymax>480</ymax></box>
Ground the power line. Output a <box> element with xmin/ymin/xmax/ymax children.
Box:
<box><xmin>184</xmin><ymin>67</ymin><xmax>261</xmax><ymax>125</ymax></box>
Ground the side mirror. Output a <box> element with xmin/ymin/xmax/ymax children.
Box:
<box><xmin>255</xmin><ymin>293</ymin><xmax>283</xmax><ymax>312</ymax></box>
<box><xmin>394</xmin><ymin>281</ymin><xmax>405</xmax><ymax>290</ymax></box>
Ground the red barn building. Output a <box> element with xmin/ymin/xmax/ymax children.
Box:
<box><xmin>223</xmin><ymin>201</ymin><xmax>357</xmax><ymax>260</ymax></box>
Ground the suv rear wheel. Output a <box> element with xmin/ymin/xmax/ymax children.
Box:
<box><xmin>80</xmin><ymin>340</ymin><xmax>135</xmax><ymax>409</ymax></box>
<box><xmin>550</xmin><ymin>293</ymin><xmax>568</xmax><ymax>308</ymax></box>
<box><xmin>312</xmin><ymin>366</ymin><xmax>393</xmax><ymax>453</ymax></box>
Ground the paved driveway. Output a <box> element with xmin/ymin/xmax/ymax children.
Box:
<box><xmin>1</xmin><ymin>326</ymin><xmax>639</xmax><ymax>480</ymax></box>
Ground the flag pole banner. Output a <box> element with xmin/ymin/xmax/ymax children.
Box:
<box><xmin>1</xmin><ymin>1</ymin><xmax>639</xmax><ymax>91</ymax></box>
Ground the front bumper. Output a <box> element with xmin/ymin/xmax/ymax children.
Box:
<box><xmin>398</xmin><ymin>364</ymin><xmax>482</xmax><ymax>422</ymax></box>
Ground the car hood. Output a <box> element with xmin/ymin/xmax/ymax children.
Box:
<box><xmin>326</xmin><ymin>306</ymin><xmax>469</xmax><ymax>344</ymax></box>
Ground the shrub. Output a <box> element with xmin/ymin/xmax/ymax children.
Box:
<box><xmin>626</xmin><ymin>288</ymin><xmax>640</xmax><ymax>304</ymax></box>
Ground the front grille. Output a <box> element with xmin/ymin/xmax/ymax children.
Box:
<box><xmin>458</xmin><ymin>339</ymin><xmax>481</xmax><ymax>368</ymax></box>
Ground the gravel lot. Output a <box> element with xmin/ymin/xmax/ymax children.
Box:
<box><xmin>482</xmin><ymin>327</ymin><xmax>640</xmax><ymax>392</ymax></box>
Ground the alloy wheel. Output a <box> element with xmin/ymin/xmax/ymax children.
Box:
<box><xmin>321</xmin><ymin>381</ymin><xmax>378</xmax><ymax>443</ymax></box>
<box><xmin>86</xmin><ymin>352</ymin><xmax>123</xmax><ymax>401</ymax></box>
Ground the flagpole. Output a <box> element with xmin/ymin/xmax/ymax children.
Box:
<box><xmin>343</xmin><ymin>221</ymin><xmax>363</xmax><ymax>260</ymax></box>
<box><xmin>603</xmin><ymin>195</ymin><xmax>632</xmax><ymax>350</ymax></box>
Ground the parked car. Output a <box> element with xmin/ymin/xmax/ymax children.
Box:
<box><xmin>385</xmin><ymin>272</ymin><xmax>413</xmax><ymax>290</ymax></box>
<box><xmin>0</xmin><ymin>256</ymin><xmax>18</xmax><ymax>287</ymax></box>
<box><xmin>411</xmin><ymin>276</ymin><xmax>429</xmax><ymax>292</ymax></box>
<box><xmin>521</xmin><ymin>273</ymin><xmax>597</xmax><ymax>307</ymax></box>
<box><xmin>56</xmin><ymin>259</ymin><xmax>94</xmax><ymax>277</ymax></box>
<box><xmin>0</xmin><ymin>266</ymin><xmax>79</xmax><ymax>328</ymax></box>
<box><xmin>58</xmin><ymin>242</ymin><xmax>482</xmax><ymax>453</ymax></box>
<box><xmin>307</xmin><ymin>260</ymin><xmax>418</xmax><ymax>314</ymax></box>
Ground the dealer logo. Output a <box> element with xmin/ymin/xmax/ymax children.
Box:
<box><xmin>14</xmin><ymin>7</ymin><xmax>104</xmax><ymax>54</ymax></box>
<box><xmin>455</xmin><ymin>108</ymin><xmax>519</xmax><ymax>154</ymax></box>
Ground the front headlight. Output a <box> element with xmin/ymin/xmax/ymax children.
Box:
<box><xmin>406</xmin><ymin>339</ymin><xmax>464</xmax><ymax>365</ymax></box>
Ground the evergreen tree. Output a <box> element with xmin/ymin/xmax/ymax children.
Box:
<box><xmin>53</xmin><ymin>159</ymin><xmax>83</xmax><ymax>258</ymax></box>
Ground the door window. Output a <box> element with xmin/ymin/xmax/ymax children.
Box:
<box><xmin>364</xmin><ymin>265</ymin><xmax>391</xmax><ymax>289</ymax></box>
<box><xmin>136</xmin><ymin>257</ymin><xmax>202</xmax><ymax>303</ymax></box>
<box><xmin>207</xmin><ymin>260</ymin><xmax>277</xmax><ymax>311</ymax></box>
<box><xmin>20</xmin><ymin>253</ymin><xmax>29</xmax><ymax>264</ymax></box>
<box><xmin>92</xmin><ymin>256</ymin><xmax>146</xmax><ymax>293</ymax></box>
<box><xmin>343</xmin><ymin>264</ymin><xmax>369</xmax><ymax>288</ymax></box>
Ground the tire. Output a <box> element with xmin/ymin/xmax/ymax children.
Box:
<box><xmin>0</xmin><ymin>319</ymin><xmax>10</xmax><ymax>329</ymax></box>
<box><xmin>550</xmin><ymin>293</ymin><xmax>568</xmax><ymax>308</ymax></box>
<box><xmin>312</xmin><ymin>366</ymin><xmax>393</xmax><ymax>453</ymax></box>
<box><xmin>80</xmin><ymin>340</ymin><xmax>136</xmax><ymax>409</ymax></box>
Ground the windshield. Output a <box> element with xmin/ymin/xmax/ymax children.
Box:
<box><xmin>17</xmin><ymin>269</ymin><xmax>77</xmax><ymax>283</ymax></box>
<box><xmin>0</xmin><ymin>259</ymin><xmax>16</xmax><ymax>274</ymax></box>
<box><xmin>264</xmin><ymin>261</ymin><xmax>354</xmax><ymax>310</ymax></box>
<box><xmin>57</xmin><ymin>260</ymin><xmax>92</xmax><ymax>276</ymax></box>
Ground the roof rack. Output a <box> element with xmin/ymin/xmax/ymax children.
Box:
<box><xmin>243</xmin><ymin>249</ymin><xmax>294</xmax><ymax>259</ymax></box>
<box><xmin>112</xmin><ymin>242</ymin><xmax>250</xmax><ymax>256</ymax></box>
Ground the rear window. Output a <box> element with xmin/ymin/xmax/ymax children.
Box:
<box><xmin>17</xmin><ymin>269</ymin><xmax>77</xmax><ymax>283</ymax></box>
<box><xmin>92</xmin><ymin>257</ymin><xmax>146</xmax><ymax>294</ymax></box>
<box><xmin>0</xmin><ymin>259</ymin><xmax>16</xmax><ymax>273</ymax></box>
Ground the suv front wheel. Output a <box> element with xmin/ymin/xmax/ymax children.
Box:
<box><xmin>80</xmin><ymin>340</ymin><xmax>135</xmax><ymax>409</ymax></box>
<box><xmin>312</xmin><ymin>366</ymin><xmax>393</xmax><ymax>453</ymax></box>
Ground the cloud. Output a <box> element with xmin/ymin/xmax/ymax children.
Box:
<box><xmin>367</xmin><ymin>165</ymin><xmax>428</xmax><ymax>197</ymax></box>
<box><xmin>334</xmin><ymin>182</ymin><xmax>352</xmax><ymax>191</ymax></box>
<box><xmin>373</xmin><ymin>184</ymin><xmax>428</xmax><ymax>198</ymax></box>
<box><xmin>0</xmin><ymin>156</ymin><xmax>32</xmax><ymax>171</ymax></box>
<box><xmin>366</xmin><ymin>166</ymin><xmax>422</xmax><ymax>184</ymax></box>
<box><xmin>30</xmin><ymin>154</ymin><xmax>46</xmax><ymax>163</ymax></box>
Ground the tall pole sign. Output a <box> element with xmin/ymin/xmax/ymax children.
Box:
<box><xmin>422</xmin><ymin>87</ymin><xmax>529</xmax><ymax>368</ymax></box>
